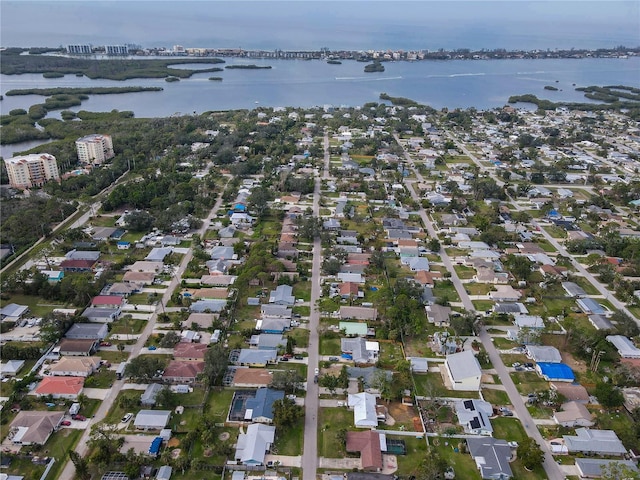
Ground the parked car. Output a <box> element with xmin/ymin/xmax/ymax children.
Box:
<box><xmin>280</xmin><ymin>357</ymin><xmax>289</xmax><ymax>362</ymax></box>
<box><xmin>121</xmin><ymin>413</ymin><xmax>133</xmax><ymax>423</ymax></box>
<box><xmin>294</xmin><ymin>355</ymin><xmax>303</xmax><ymax>360</ymax></box>
<box><xmin>314</xmin><ymin>368</ymin><xmax>319</xmax><ymax>375</ymax></box>
<box><xmin>328</xmin><ymin>357</ymin><xmax>339</xmax><ymax>362</ymax></box>
<box><xmin>99</xmin><ymin>341</ymin><xmax>112</xmax><ymax>347</ymax></box>
<box><xmin>72</xmin><ymin>414</ymin><xmax>86</xmax><ymax>421</ymax></box>
<box><xmin>60</xmin><ymin>420</ymin><xmax>71</xmax><ymax>426</ymax></box>
<box><xmin>147</xmin><ymin>346</ymin><xmax>157</xmax><ymax>350</ymax></box>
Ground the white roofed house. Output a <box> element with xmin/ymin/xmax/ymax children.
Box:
<box><xmin>525</xmin><ymin>345</ymin><xmax>562</xmax><ymax>363</ymax></box>
<box><xmin>341</xmin><ymin>337</ymin><xmax>379</xmax><ymax>364</ymax></box>
<box><xmin>269</xmin><ymin>284</ymin><xmax>295</xmax><ymax>305</ymax></box>
<box><xmin>606</xmin><ymin>335</ymin><xmax>640</xmax><ymax>359</ymax></box>
<box><xmin>553</xmin><ymin>401</ymin><xmax>594</xmax><ymax>428</ymax></box>
<box><xmin>445</xmin><ymin>350</ymin><xmax>482</xmax><ymax>391</ymax></box>
<box><xmin>134</xmin><ymin>410</ymin><xmax>171</xmax><ymax>431</ymax></box>
<box><xmin>234</xmin><ymin>423</ymin><xmax>275</xmax><ymax>465</ymax></box>
<box><xmin>455</xmin><ymin>399</ymin><xmax>494</xmax><ymax>435</ymax></box>
<box><xmin>347</xmin><ymin>392</ymin><xmax>380</xmax><ymax>428</ymax></box>
<box><xmin>563</xmin><ymin>428</ymin><xmax>627</xmax><ymax>456</ymax></box>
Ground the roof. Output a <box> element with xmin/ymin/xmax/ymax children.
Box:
<box><xmin>81</xmin><ymin>307</ymin><xmax>120</xmax><ymax>320</ymax></box>
<box><xmin>407</xmin><ymin>357</ymin><xmax>429</xmax><ymax>372</ymax></box>
<box><xmin>122</xmin><ymin>271</ymin><xmax>156</xmax><ymax>283</ymax></box>
<box><xmin>563</xmin><ymin>428</ymin><xmax>627</xmax><ymax>455</ymax></box>
<box><xmin>48</xmin><ymin>356</ymin><xmax>101</xmax><ymax>374</ymax></box>
<box><xmin>537</xmin><ymin>362</ymin><xmax>575</xmax><ymax>381</ymax></box>
<box><xmin>0</xmin><ymin>303</ymin><xmax>29</xmax><ymax>318</ymax></box>
<box><xmin>269</xmin><ymin>284</ymin><xmax>295</xmax><ymax>305</ymax></box>
<box><xmin>575</xmin><ymin>458</ymin><xmax>638</xmax><ymax>478</ymax></box>
<box><xmin>10</xmin><ymin>410</ymin><xmax>64</xmax><ymax>444</ymax></box>
<box><xmin>91</xmin><ymin>295</ymin><xmax>123</xmax><ymax>306</ymax></box>
<box><xmin>340</xmin><ymin>306</ymin><xmax>377</xmax><ymax>320</ymax></box>
<box><xmin>339</xmin><ymin>322</ymin><xmax>369</xmax><ymax>336</ymax></box>
<box><xmin>562</xmin><ymin>281</ymin><xmax>586</xmax><ymax>297</ymax></box>
<box><xmin>34</xmin><ymin>376</ymin><xmax>84</xmax><ymax>396</ymax></box>
<box><xmin>514</xmin><ymin>314</ymin><xmax>544</xmax><ymax>329</ymax></box>
<box><xmin>446</xmin><ymin>350</ymin><xmax>481</xmax><ymax>382</ymax></box>
<box><xmin>162</xmin><ymin>360</ymin><xmax>204</xmax><ymax>379</ymax></box>
<box><xmin>260</xmin><ymin>304</ymin><xmax>292</xmax><ymax>317</ymax></box>
<box><xmin>235</xmin><ymin>423</ymin><xmax>275</xmax><ymax>464</ymax></box>
<box><xmin>588</xmin><ymin>314</ymin><xmax>614</xmax><ymax>330</ymax></box>
<box><xmin>57</xmin><ymin>338</ymin><xmax>96</xmax><ymax>353</ymax></box>
<box><xmin>553</xmin><ymin>401</ymin><xmax>593</xmax><ymax>425</ymax></box>
<box><xmin>199</xmin><ymin>274</ymin><xmax>237</xmax><ymax>286</ymax></box>
<box><xmin>173</xmin><ymin>343</ymin><xmax>208</xmax><ymax>360</ymax></box>
<box><xmin>189</xmin><ymin>299</ymin><xmax>227</xmax><ymax>313</ymax></box>
<box><xmin>346</xmin><ymin>430</ymin><xmax>382</xmax><ymax>470</ymax></box>
<box><xmin>606</xmin><ymin>335</ymin><xmax>640</xmax><ymax>358</ymax></box>
<box><xmin>577</xmin><ymin>298</ymin><xmax>606</xmax><ymax>315</ymax></box>
<box><xmin>252</xmin><ymin>333</ymin><xmax>287</xmax><ymax>349</ymax></box>
<box><xmin>526</xmin><ymin>345</ymin><xmax>562</xmax><ymax>363</ymax></box>
<box><xmin>256</xmin><ymin>317</ymin><xmax>290</xmax><ymax>332</ymax></box>
<box><xmin>156</xmin><ymin>465</ymin><xmax>173</xmax><ymax>480</ymax></box>
<box><xmin>455</xmin><ymin>399</ymin><xmax>493</xmax><ymax>434</ymax></box>
<box><xmin>237</xmin><ymin>349</ymin><xmax>277</xmax><ymax>365</ymax></box>
<box><xmin>493</xmin><ymin>303</ymin><xmax>528</xmax><ymax>314</ymax></box>
<box><xmin>244</xmin><ymin>388</ymin><xmax>284</xmax><ymax>421</ymax></box>
<box><xmin>232</xmin><ymin>368</ymin><xmax>273</xmax><ymax>386</ymax></box>
<box><xmin>134</xmin><ymin>410</ymin><xmax>171</xmax><ymax>429</ymax></box>
<box><xmin>348</xmin><ymin>392</ymin><xmax>378</xmax><ymax>427</ymax></box>
<box><xmin>140</xmin><ymin>383</ymin><xmax>164</xmax><ymax>405</ymax></box>
<box><xmin>65</xmin><ymin>323</ymin><xmax>107</xmax><ymax>339</ymax></box>
<box><xmin>0</xmin><ymin>360</ymin><xmax>25</xmax><ymax>376</ymax></box>
<box><xmin>60</xmin><ymin>259</ymin><xmax>96</xmax><ymax>269</ymax></box>
<box><xmin>550</xmin><ymin>382</ymin><xmax>590</xmax><ymax>403</ymax></box>
<box><xmin>145</xmin><ymin>247</ymin><xmax>173</xmax><ymax>262</ymax></box>
<box><xmin>467</xmin><ymin>437</ymin><xmax>513</xmax><ymax>479</ymax></box>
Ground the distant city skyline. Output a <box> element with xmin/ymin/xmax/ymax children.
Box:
<box><xmin>1</xmin><ymin>1</ymin><xmax>639</xmax><ymax>51</ymax></box>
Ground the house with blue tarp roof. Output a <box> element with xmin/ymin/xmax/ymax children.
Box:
<box><xmin>536</xmin><ymin>362</ymin><xmax>575</xmax><ymax>382</ymax></box>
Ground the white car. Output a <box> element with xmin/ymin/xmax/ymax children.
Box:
<box><xmin>314</xmin><ymin>367</ymin><xmax>319</xmax><ymax>375</ymax></box>
<box><xmin>121</xmin><ymin>413</ymin><xmax>133</xmax><ymax>423</ymax></box>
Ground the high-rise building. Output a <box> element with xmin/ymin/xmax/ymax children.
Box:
<box><xmin>4</xmin><ymin>154</ymin><xmax>60</xmax><ymax>190</ymax></box>
<box><xmin>75</xmin><ymin>134</ymin><xmax>114</xmax><ymax>165</ymax></box>
<box><xmin>105</xmin><ymin>45</ymin><xmax>128</xmax><ymax>55</ymax></box>
<box><xmin>67</xmin><ymin>44</ymin><xmax>92</xmax><ymax>55</ymax></box>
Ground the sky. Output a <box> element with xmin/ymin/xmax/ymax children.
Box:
<box><xmin>1</xmin><ymin>1</ymin><xmax>639</xmax><ymax>51</ymax></box>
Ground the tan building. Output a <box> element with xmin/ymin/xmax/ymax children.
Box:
<box><xmin>75</xmin><ymin>133</ymin><xmax>114</xmax><ymax>165</ymax></box>
<box><xmin>4</xmin><ymin>153</ymin><xmax>60</xmax><ymax>190</ymax></box>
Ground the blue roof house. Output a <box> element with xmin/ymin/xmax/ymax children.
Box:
<box><xmin>244</xmin><ymin>388</ymin><xmax>285</xmax><ymax>424</ymax></box>
<box><xmin>536</xmin><ymin>362</ymin><xmax>575</xmax><ymax>382</ymax></box>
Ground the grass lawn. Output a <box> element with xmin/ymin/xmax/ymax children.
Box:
<box><xmin>84</xmin><ymin>368</ymin><xmax>116</xmax><ymax>388</ymax></box>
<box><xmin>434</xmin><ymin>440</ymin><xmax>481</xmax><ymax>479</ymax></box>
<box><xmin>465</xmin><ymin>283</ymin><xmax>493</xmax><ymax>295</ymax></box>
<box><xmin>510</xmin><ymin>371</ymin><xmax>549</xmax><ymax>395</ymax></box>
<box><xmin>0</xmin><ymin>294</ymin><xmax>64</xmax><ymax>317</ymax></box>
<box><xmin>540</xmin><ymin>297</ymin><xmax>576</xmax><ymax>317</ymax></box>
<box><xmin>273</xmin><ymin>417</ymin><xmax>304</xmax><ymax>455</ymax></box>
<box><xmin>413</xmin><ymin>373</ymin><xmax>479</xmax><ymax>399</ymax></box>
<box><xmin>511</xmin><ymin>460</ymin><xmax>547</xmax><ymax>480</ymax></box>
<box><xmin>454</xmin><ymin>265</ymin><xmax>476</xmax><ymax>280</ymax></box>
<box><xmin>572</xmin><ymin>276</ymin><xmax>599</xmax><ymax>295</ymax></box>
<box><xmin>98</xmin><ymin>349</ymin><xmax>130</xmax><ymax>363</ymax></box>
<box><xmin>109</xmin><ymin>317</ymin><xmax>147</xmax><ymax>335</ymax></box>
<box><xmin>492</xmin><ymin>417</ymin><xmax>527</xmax><ymax>442</ymax></box>
<box><xmin>473</xmin><ymin>300</ymin><xmax>494</xmax><ymax>312</ymax></box>
<box><xmin>318</xmin><ymin>407</ymin><xmax>353</xmax><ymax>457</ymax></box>
<box><xmin>204</xmin><ymin>388</ymin><xmax>235</xmax><ymax>423</ymax></box>
<box><xmin>292</xmin><ymin>305</ymin><xmax>311</xmax><ymax>316</ymax></box>
<box><xmin>320</xmin><ymin>336</ymin><xmax>342</xmax><ymax>355</ymax></box>
<box><xmin>102</xmin><ymin>390</ymin><xmax>142</xmax><ymax>425</ymax></box>
<box><xmin>293</xmin><ymin>281</ymin><xmax>311</xmax><ymax>302</ymax></box>
<box><xmin>171</xmin><ymin>405</ymin><xmax>204</xmax><ymax>433</ymax></box>
<box><xmin>492</xmin><ymin>337</ymin><xmax>519</xmax><ymax>349</ymax></box>
<box><xmin>393</xmin><ymin>436</ymin><xmax>428</xmax><ymax>476</ymax></box>
<box><xmin>287</xmin><ymin>327</ymin><xmax>310</xmax><ymax>348</ymax></box>
<box><xmin>432</xmin><ymin>282</ymin><xmax>461</xmax><ymax>303</ymax></box>
<box><xmin>378</xmin><ymin>342</ymin><xmax>404</xmax><ymax>369</ymax></box>
<box><xmin>481</xmin><ymin>388</ymin><xmax>510</xmax><ymax>405</ymax></box>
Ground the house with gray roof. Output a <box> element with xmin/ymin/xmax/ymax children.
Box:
<box><xmin>65</xmin><ymin>250</ymin><xmax>101</xmax><ymax>261</ymax></box>
<box><xmin>145</xmin><ymin>247</ymin><xmax>173</xmax><ymax>262</ymax></box>
<box><xmin>577</xmin><ymin>298</ymin><xmax>608</xmax><ymax>315</ymax></box>
<box><xmin>455</xmin><ymin>399</ymin><xmax>493</xmax><ymax>436</ymax></box>
<box><xmin>341</xmin><ymin>337</ymin><xmax>379</xmax><ymax>364</ymax></box>
<box><xmin>236</xmin><ymin>349</ymin><xmax>277</xmax><ymax>367</ymax></box>
<box><xmin>249</xmin><ymin>333</ymin><xmax>287</xmax><ymax>350</ymax></box>
<box><xmin>563</xmin><ymin>428</ymin><xmax>627</xmax><ymax>455</ymax></box>
<box><xmin>562</xmin><ymin>281</ymin><xmax>586</xmax><ymax>298</ymax></box>
<box><xmin>269</xmin><ymin>284</ymin><xmax>295</xmax><ymax>305</ymax></box>
<box><xmin>525</xmin><ymin>345</ymin><xmax>562</xmax><ymax>363</ymax></box>
<box><xmin>445</xmin><ymin>350</ymin><xmax>482</xmax><ymax>391</ymax></box>
<box><xmin>575</xmin><ymin>458</ymin><xmax>638</xmax><ymax>479</ymax></box>
<box><xmin>467</xmin><ymin>437</ymin><xmax>513</xmax><ymax>479</ymax></box>
<box><xmin>0</xmin><ymin>303</ymin><xmax>29</xmax><ymax>321</ymax></box>
<box><xmin>588</xmin><ymin>314</ymin><xmax>614</xmax><ymax>331</ymax></box>
<box><xmin>81</xmin><ymin>307</ymin><xmax>120</xmax><ymax>323</ymax></box>
<box><xmin>189</xmin><ymin>299</ymin><xmax>227</xmax><ymax>313</ymax></box>
<box><xmin>260</xmin><ymin>305</ymin><xmax>291</xmax><ymax>318</ymax></box>
<box><xmin>140</xmin><ymin>383</ymin><xmax>164</xmax><ymax>406</ymax></box>
<box><xmin>234</xmin><ymin>423</ymin><xmax>275</xmax><ymax>465</ymax></box>
<box><xmin>134</xmin><ymin>410</ymin><xmax>171</xmax><ymax>431</ymax></box>
<box><xmin>256</xmin><ymin>317</ymin><xmax>290</xmax><ymax>333</ymax></box>
<box><xmin>244</xmin><ymin>388</ymin><xmax>285</xmax><ymax>424</ymax></box>
<box><xmin>211</xmin><ymin>246</ymin><xmax>235</xmax><ymax>260</ymax></box>
<box><xmin>606</xmin><ymin>335</ymin><xmax>640</xmax><ymax>359</ymax></box>
<box><xmin>65</xmin><ymin>323</ymin><xmax>108</xmax><ymax>340</ymax></box>
<box><xmin>493</xmin><ymin>303</ymin><xmax>528</xmax><ymax>314</ymax></box>
<box><xmin>425</xmin><ymin>304</ymin><xmax>451</xmax><ymax>326</ymax></box>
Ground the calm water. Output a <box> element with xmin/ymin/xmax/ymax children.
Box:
<box><xmin>1</xmin><ymin>56</ymin><xmax>639</xmax><ymax>157</ymax></box>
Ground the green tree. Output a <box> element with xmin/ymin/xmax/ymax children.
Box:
<box><xmin>69</xmin><ymin>450</ymin><xmax>90</xmax><ymax>480</ymax></box>
<box><xmin>159</xmin><ymin>330</ymin><xmax>181</xmax><ymax>348</ymax></box>
<box><xmin>595</xmin><ymin>381</ymin><xmax>624</xmax><ymax>407</ymax></box>
<box><xmin>203</xmin><ymin>343</ymin><xmax>229</xmax><ymax>386</ymax></box>
<box><xmin>269</xmin><ymin>369</ymin><xmax>305</xmax><ymax>393</ymax></box>
<box><xmin>599</xmin><ymin>462</ymin><xmax>640</xmax><ymax>480</ymax></box>
<box><xmin>272</xmin><ymin>397</ymin><xmax>304</xmax><ymax>429</ymax></box>
<box><xmin>517</xmin><ymin>436</ymin><xmax>545</xmax><ymax>470</ymax></box>
<box><xmin>124</xmin><ymin>356</ymin><xmax>167</xmax><ymax>382</ymax></box>
<box><xmin>155</xmin><ymin>386</ymin><xmax>178</xmax><ymax>408</ymax></box>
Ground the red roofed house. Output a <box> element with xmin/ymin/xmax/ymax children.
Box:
<box><xmin>34</xmin><ymin>376</ymin><xmax>84</xmax><ymax>400</ymax></box>
<box><xmin>173</xmin><ymin>343</ymin><xmax>208</xmax><ymax>361</ymax></box>
<box><xmin>60</xmin><ymin>259</ymin><xmax>96</xmax><ymax>273</ymax></box>
<box><xmin>162</xmin><ymin>360</ymin><xmax>205</xmax><ymax>384</ymax></box>
<box><xmin>345</xmin><ymin>430</ymin><xmax>383</xmax><ymax>471</ymax></box>
<box><xmin>91</xmin><ymin>295</ymin><xmax>123</xmax><ymax>309</ymax></box>
<box><xmin>339</xmin><ymin>282</ymin><xmax>361</xmax><ymax>300</ymax></box>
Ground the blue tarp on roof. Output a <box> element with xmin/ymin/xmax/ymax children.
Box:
<box><xmin>149</xmin><ymin>437</ymin><xmax>163</xmax><ymax>455</ymax></box>
<box><xmin>537</xmin><ymin>362</ymin><xmax>575</xmax><ymax>382</ymax></box>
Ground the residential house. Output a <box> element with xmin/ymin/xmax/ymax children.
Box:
<box><xmin>8</xmin><ymin>411</ymin><xmax>64</xmax><ymax>445</ymax></box>
<box><xmin>536</xmin><ymin>362</ymin><xmax>575</xmax><ymax>382</ymax></box>
<box><xmin>123</xmin><ymin>271</ymin><xmax>156</xmax><ymax>285</ymax></box>
<box><xmin>48</xmin><ymin>356</ymin><xmax>101</xmax><ymax>377</ymax></box>
<box><xmin>445</xmin><ymin>350</ymin><xmax>482</xmax><ymax>391</ymax></box>
<box><xmin>588</xmin><ymin>314</ymin><xmax>614</xmax><ymax>331</ymax></box>
<box><xmin>551</xmin><ymin>382</ymin><xmax>590</xmax><ymax>404</ymax></box>
<box><xmin>0</xmin><ymin>360</ymin><xmax>25</xmax><ymax>377</ymax></box>
<box><xmin>606</xmin><ymin>335</ymin><xmax>640</xmax><ymax>359</ymax></box>
<box><xmin>140</xmin><ymin>383</ymin><xmax>164</xmax><ymax>407</ymax></box>
<box><xmin>34</xmin><ymin>376</ymin><xmax>84</xmax><ymax>400</ymax></box>
<box><xmin>60</xmin><ymin>259</ymin><xmax>96</xmax><ymax>273</ymax></box>
<box><xmin>127</xmin><ymin>261</ymin><xmax>164</xmax><ymax>273</ymax></box>
<box><xmin>340</xmin><ymin>306</ymin><xmax>377</xmax><ymax>321</ymax></box>
<box><xmin>576</xmin><ymin>298</ymin><xmax>608</xmax><ymax>316</ymax></box>
<box><xmin>345</xmin><ymin>431</ymin><xmax>383</xmax><ymax>471</ymax></box>
<box><xmin>341</xmin><ymin>338</ymin><xmax>379</xmax><ymax>364</ymax></box>
<box><xmin>234</xmin><ymin>423</ymin><xmax>275</xmax><ymax>465</ymax></box>
<box><xmin>0</xmin><ymin>303</ymin><xmax>29</xmax><ymax>321</ymax></box>
<box><xmin>134</xmin><ymin>410</ymin><xmax>171</xmax><ymax>431</ymax></box>
<box><xmin>244</xmin><ymin>388</ymin><xmax>285</xmax><ymax>424</ymax></box>
<box><xmin>425</xmin><ymin>304</ymin><xmax>451</xmax><ymax>326</ymax></box>
<box><xmin>91</xmin><ymin>296</ymin><xmax>124</xmax><ymax>309</ymax></box>
<box><xmin>162</xmin><ymin>360</ymin><xmax>205</xmax><ymax>384</ymax></box>
<box><xmin>231</xmin><ymin>368</ymin><xmax>273</xmax><ymax>388</ymax></box>
<box><xmin>260</xmin><ymin>305</ymin><xmax>292</xmax><ymax>318</ymax></box>
<box><xmin>348</xmin><ymin>392</ymin><xmax>380</xmax><ymax>428</ymax></box>
<box><xmin>339</xmin><ymin>322</ymin><xmax>370</xmax><ymax>337</ymax></box>
<box><xmin>513</xmin><ymin>314</ymin><xmax>544</xmax><ymax>330</ymax></box>
<box><xmin>562</xmin><ymin>282</ymin><xmax>586</xmax><ymax>298</ymax></box>
<box><xmin>574</xmin><ymin>459</ymin><xmax>638</xmax><ymax>479</ymax></box>
<box><xmin>64</xmin><ymin>323</ymin><xmax>108</xmax><ymax>340</ymax></box>
<box><xmin>455</xmin><ymin>399</ymin><xmax>494</xmax><ymax>436</ymax></box>
<box><xmin>467</xmin><ymin>437</ymin><xmax>513</xmax><ymax>480</ymax></box>
<box><xmin>489</xmin><ymin>285</ymin><xmax>522</xmax><ymax>302</ymax></box>
<box><xmin>56</xmin><ymin>338</ymin><xmax>98</xmax><ymax>356</ymax></box>
<box><xmin>189</xmin><ymin>299</ymin><xmax>227</xmax><ymax>313</ymax></box>
<box><xmin>236</xmin><ymin>349</ymin><xmax>277</xmax><ymax>367</ymax></box>
<box><xmin>256</xmin><ymin>317</ymin><xmax>290</xmax><ymax>334</ymax></box>
<box><xmin>563</xmin><ymin>428</ymin><xmax>627</xmax><ymax>456</ymax></box>
<box><xmin>407</xmin><ymin>357</ymin><xmax>429</xmax><ymax>373</ymax></box>
<box><xmin>525</xmin><ymin>346</ymin><xmax>562</xmax><ymax>364</ymax></box>
<box><xmin>81</xmin><ymin>307</ymin><xmax>120</xmax><ymax>323</ymax></box>
<box><xmin>173</xmin><ymin>343</ymin><xmax>208</xmax><ymax>361</ymax></box>
<box><xmin>269</xmin><ymin>285</ymin><xmax>295</xmax><ymax>305</ymax></box>
<box><xmin>553</xmin><ymin>401</ymin><xmax>594</xmax><ymax>427</ymax></box>
<box><xmin>249</xmin><ymin>333</ymin><xmax>287</xmax><ymax>350</ymax></box>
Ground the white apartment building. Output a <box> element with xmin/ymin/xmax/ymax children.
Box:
<box><xmin>4</xmin><ymin>154</ymin><xmax>60</xmax><ymax>190</ymax></box>
<box><xmin>75</xmin><ymin>134</ymin><xmax>114</xmax><ymax>165</ymax></box>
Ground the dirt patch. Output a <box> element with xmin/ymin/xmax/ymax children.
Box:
<box><xmin>560</xmin><ymin>351</ymin><xmax>587</xmax><ymax>374</ymax></box>
<box><xmin>219</xmin><ymin>432</ymin><xmax>230</xmax><ymax>441</ymax></box>
<box><xmin>413</xmin><ymin>417</ymin><xmax>423</xmax><ymax>432</ymax></box>
<box><xmin>387</xmin><ymin>402</ymin><xmax>417</xmax><ymax>424</ymax></box>
<box><xmin>171</xmin><ymin>448</ymin><xmax>181</xmax><ymax>459</ymax></box>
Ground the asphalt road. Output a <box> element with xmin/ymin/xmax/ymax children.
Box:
<box><xmin>301</xmin><ymin>132</ymin><xmax>329</xmax><ymax>480</ymax></box>
<box><xmin>58</xmin><ymin>177</ymin><xmax>228</xmax><ymax>480</ymax></box>
<box><xmin>396</xmin><ymin>136</ymin><xmax>565</xmax><ymax>480</ymax></box>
